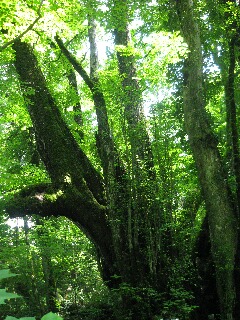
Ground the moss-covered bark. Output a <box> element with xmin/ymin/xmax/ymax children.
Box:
<box><xmin>12</xmin><ymin>40</ymin><xmax>119</xmax><ymax>285</ymax></box>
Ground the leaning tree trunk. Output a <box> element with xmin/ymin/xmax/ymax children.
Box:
<box><xmin>11</xmin><ymin>39</ymin><xmax>118</xmax><ymax>287</ymax></box>
<box><xmin>176</xmin><ymin>1</ymin><xmax>238</xmax><ymax>319</ymax></box>
<box><xmin>9</xmin><ymin>37</ymin><xmax>162</xmax><ymax>319</ymax></box>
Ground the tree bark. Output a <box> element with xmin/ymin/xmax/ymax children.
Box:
<box><xmin>12</xmin><ymin>39</ymin><xmax>118</xmax><ymax>286</ymax></box>
<box><xmin>225</xmin><ymin>37</ymin><xmax>240</xmax><ymax>209</ymax></box>
<box><xmin>176</xmin><ymin>1</ymin><xmax>238</xmax><ymax>319</ymax></box>
<box><xmin>8</xmin><ymin>28</ymin><xmax>165</xmax><ymax>320</ymax></box>
<box><xmin>222</xmin><ymin>5</ymin><xmax>240</xmax><ymax>317</ymax></box>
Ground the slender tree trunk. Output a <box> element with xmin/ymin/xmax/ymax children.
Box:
<box><xmin>224</xmin><ymin>24</ymin><xmax>240</xmax><ymax>320</ymax></box>
<box><xmin>86</xmin><ymin>16</ymin><xmax>132</xmax><ymax>288</ymax></box>
<box><xmin>111</xmin><ymin>0</ymin><xmax>162</xmax><ymax>287</ymax></box>
<box><xmin>225</xmin><ymin>36</ymin><xmax>240</xmax><ymax>213</ymax></box>
<box><xmin>35</xmin><ymin>218</ymin><xmax>58</xmax><ymax>313</ymax></box>
<box><xmin>176</xmin><ymin>1</ymin><xmax>238</xmax><ymax>319</ymax></box>
<box><xmin>112</xmin><ymin>1</ymin><xmax>154</xmax><ymax>172</ymax></box>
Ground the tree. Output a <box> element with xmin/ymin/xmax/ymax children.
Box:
<box><xmin>9</xmin><ymin>25</ymin><xmax>161</xmax><ymax>320</ymax></box>
<box><xmin>1</xmin><ymin>0</ymin><xmax>240</xmax><ymax>319</ymax></box>
<box><xmin>176</xmin><ymin>1</ymin><xmax>239</xmax><ymax>319</ymax></box>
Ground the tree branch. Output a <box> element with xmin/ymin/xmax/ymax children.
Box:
<box><xmin>5</xmin><ymin>182</ymin><xmax>118</xmax><ymax>284</ymax></box>
<box><xmin>54</xmin><ymin>35</ymin><xmax>94</xmax><ymax>91</ymax></box>
<box><xmin>54</xmin><ymin>33</ymin><xmax>117</xmax><ymax>186</ymax></box>
<box><xmin>13</xmin><ymin>39</ymin><xmax>105</xmax><ymax>205</ymax></box>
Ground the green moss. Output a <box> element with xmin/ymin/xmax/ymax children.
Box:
<box><xmin>44</xmin><ymin>190</ymin><xmax>64</xmax><ymax>202</ymax></box>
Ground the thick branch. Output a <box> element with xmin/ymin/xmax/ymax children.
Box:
<box><xmin>54</xmin><ymin>35</ymin><xmax>94</xmax><ymax>91</ymax></box>
<box><xmin>5</xmin><ymin>182</ymin><xmax>118</xmax><ymax>285</ymax></box>
<box><xmin>6</xmin><ymin>183</ymin><xmax>105</xmax><ymax>241</ymax></box>
<box><xmin>13</xmin><ymin>40</ymin><xmax>105</xmax><ymax>206</ymax></box>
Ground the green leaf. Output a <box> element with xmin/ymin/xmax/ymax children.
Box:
<box><xmin>0</xmin><ymin>288</ymin><xmax>20</xmax><ymax>304</ymax></box>
<box><xmin>5</xmin><ymin>317</ymin><xmax>35</xmax><ymax>320</ymax></box>
<box><xmin>0</xmin><ymin>269</ymin><xmax>18</xmax><ymax>281</ymax></box>
<box><xmin>41</xmin><ymin>313</ymin><xmax>63</xmax><ymax>320</ymax></box>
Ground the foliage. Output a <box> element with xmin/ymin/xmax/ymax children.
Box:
<box><xmin>0</xmin><ymin>0</ymin><xmax>240</xmax><ymax>319</ymax></box>
<box><xmin>0</xmin><ymin>269</ymin><xmax>21</xmax><ymax>306</ymax></box>
<box><xmin>0</xmin><ymin>216</ymin><xmax>107</xmax><ymax>319</ymax></box>
<box><xmin>162</xmin><ymin>287</ymin><xmax>197</xmax><ymax>320</ymax></box>
<box><xmin>0</xmin><ymin>268</ymin><xmax>63</xmax><ymax>320</ymax></box>
<box><xmin>4</xmin><ymin>313</ymin><xmax>63</xmax><ymax>320</ymax></box>
<box><xmin>0</xmin><ymin>290</ymin><xmax>20</xmax><ymax>306</ymax></box>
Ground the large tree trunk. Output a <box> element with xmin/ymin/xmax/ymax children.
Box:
<box><xmin>11</xmin><ymin>39</ymin><xmax>118</xmax><ymax>287</ymax></box>
<box><xmin>9</xmin><ymin>38</ymin><xmax>162</xmax><ymax>319</ymax></box>
<box><xmin>176</xmin><ymin>1</ymin><xmax>238</xmax><ymax>319</ymax></box>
